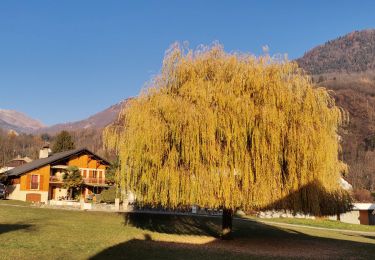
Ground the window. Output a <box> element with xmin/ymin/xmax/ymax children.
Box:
<box><xmin>31</xmin><ymin>175</ymin><xmax>39</xmax><ymax>190</ymax></box>
<box><xmin>92</xmin><ymin>170</ymin><xmax>97</xmax><ymax>178</ymax></box>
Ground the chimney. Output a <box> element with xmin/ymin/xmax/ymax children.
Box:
<box><xmin>39</xmin><ymin>143</ymin><xmax>52</xmax><ymax>159</ymax></box>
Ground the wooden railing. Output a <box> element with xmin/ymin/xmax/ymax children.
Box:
<box><xmin>49</xmin><ymin>176</ymin><xmax>105</xmax><ymax>184</ymax></box>
<box><xmin>83</xmin><ymin>178</ymin><xmax>105</xmax><ymax>184</ymax></box>
<box><xmin>49</xmin><ymin>176</ymin><xmax>62</xmax><ymax>182</ymax></box>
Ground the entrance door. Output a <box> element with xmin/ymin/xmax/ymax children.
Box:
<box><xmin>52</xmin><ymin>187</ymin><xmax>57</xmax><ymax>200</ymax></box>
<box><xmin>370</xmin><ymin>210</ymin><xmax>375</xmax><ymax>225</ymax></box>
<box><xmin>49</xmin><ymin>186</ymin><xmax>57</xmax><ymax>200</ymax></box>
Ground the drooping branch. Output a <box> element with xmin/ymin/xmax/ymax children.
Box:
<box><xmin>104</xmin><ymin>43</ymin><xmax>350</xmax><ymax>216</ymax></box>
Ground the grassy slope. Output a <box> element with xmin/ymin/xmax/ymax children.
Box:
<box><xmin>0</xmin><ymin>202</ymin><xmax>375</xmax><ymax>259</ymax></box>
<box><xmin>247</xmin><ymin>216</ymin><xmax>375</xmax><ymax>232</ymax></box>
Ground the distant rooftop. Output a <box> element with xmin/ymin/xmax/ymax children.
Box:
<box><xmin>6</xmin><ymin>148</ymin><xmax>110</xmax><ymax>177</ymax></box>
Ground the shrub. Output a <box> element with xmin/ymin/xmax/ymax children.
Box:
<box><xmin>352</xmin><ymin>189</ymin><xmax>374</xmax><ymax>202</ymax></box>
<box><xmin>364</xmin><ymin>135</ymin><xmax>375</xmax><ymax>150</ymax></box>
<box><xmin>99</xmin><ymin>187</ymin><xmax>118</xmax><ymax>204</ymax></box>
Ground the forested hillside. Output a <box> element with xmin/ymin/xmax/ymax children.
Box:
<box><xmin>297</xmin><ymin>29</ymin><xmax>375</xmax><ymax>74</ymax></box>
<box><xmin>297</xmin><ymin>29</ymin><xmax>375</xmax><ymax>191</ymax></box>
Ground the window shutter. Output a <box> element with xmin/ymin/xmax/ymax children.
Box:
<box><xmin>26</xmin><ymin>175</ymin><xmax>31</xmax><ymax>190</ymax></box>
<box><xmin>39</xmin><ymin>175</ymin><xmax>44</xmax><ymax>191</ymax></box>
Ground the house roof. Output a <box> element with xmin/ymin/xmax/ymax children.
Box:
<box><xmin>352</xmin><ymin>203</ymin><xmax>375</xmax><ymax>210</ymax></box>
<box><xmin>10</xmin><ymin>156</ymin><xmax>33</xmax><ymax>163</ymax></box>
<box><xmin>340</xmin><ymin>177</ymin><xmax>353</xmax><ymax>190</ymax></box>
<box><xmin>6</xmin><ymin>148</ymin><xmax>110</xmax><ymax>177</ymax></box>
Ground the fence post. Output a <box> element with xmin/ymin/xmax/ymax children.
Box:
<box><xmin>80</xmin><ymin>197</ymin><xmax>84</xmax><ymax>210</ymax></box>
<box><xmin>115</xmin><ymin>198</ymin><xmax>120</xmax><ymax>211</ymax></box>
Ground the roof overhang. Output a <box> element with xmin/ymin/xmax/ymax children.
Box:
<box><xmin>352</xmin><ymin>203</ymin><xmax>375</xmax><ymax>210</ymax></box>
<box><xmin>51</xmin><ymin>165</ymin><xmax>69</xmax><ymax>169</ymax></box>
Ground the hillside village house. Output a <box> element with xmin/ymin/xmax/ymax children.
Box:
<box><xmin>0</xmin><ymin>155</ymin><xmax>33</xmax><ymax>174</ymax></box>
<box><xmin>5</xmin><ymin>147</ymin><xmax>110</xmax><ymax>203</ymax></box>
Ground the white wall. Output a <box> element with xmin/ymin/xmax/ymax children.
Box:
<box><xmin>7</xmin><ymin>184</ymin><xmax>48</xmax><ymax>203</ymax></box>
<box><xmin>49</xmin><ymin>200</ymin><xmax>81</xmax><ymax>208</ymax></box>
<box><xmin>328</xmin><ymin>211</ymin><xmax>360</xmax><ymax>225</ymax></box>
<box><xmin>53</xmin><ymin>187</ymin><xmax>68</xmax><ymax>200</ymax></box>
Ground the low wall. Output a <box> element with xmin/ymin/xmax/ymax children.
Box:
<box><xmin>48</xmin><ymin>200</ymin><xmax>118</xmax><ymax>211</ymax></box>
<box><xmin>49</xmin><ymin>200</ymin><xmax>81</xmax><ymax>208</ymax></box>
<box><xmin>259</xmin><ymin>209</ymin><xmax>361</xmax><ymax>225</ymax></box>
<box><xmin>257</xmin><ymin>210</ymin><xmax>316</xmax><ymax>219</ymax></box>
<box><xmin>91</xmin><ymin>203</ymin><xmax>117</xmax><ymax>211</ymax></box>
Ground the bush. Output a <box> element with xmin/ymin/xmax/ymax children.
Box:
<box><xmin>99</xmin><ymin>187</ymin><xmax>118</xmax><ymax>204</ymax></box>
<box><xmin>352</xmin><ymin>189</ymin><xmax>374</xmax><ymax>202</ymax></box>
<box><xmin>364</xmin><ymin>135</ymin><xmax>375</xmax><ymax>150</ymax></box>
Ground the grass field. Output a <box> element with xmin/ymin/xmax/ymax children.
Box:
<box><xmin>1</xmin><ymin>201</ymin><xmax>375</xmax><ymax>259</ymax></box>
<box><xmin>250</xmin><ymin>216</ymin><xmax>375</xmax><ymax>232</ymax></box>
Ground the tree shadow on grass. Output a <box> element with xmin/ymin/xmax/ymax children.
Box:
<box><xmin>0</xmin><ymin>223</ymin><xmax>33</xmax><ymax>236</ymax></box>
<box><xmin>122</xmin><ymin>212</ymin><xmax>221</xmax><ymax>237</ymax></box>
<box><xmin>91</xmin><ymin>181</ymin><xmax>368</xmax><ymax>259</ymax></box>
<box><xmin>89</xmin><ymin>213</ymin><xmax>375</xmax><ymax>260</ymax></box>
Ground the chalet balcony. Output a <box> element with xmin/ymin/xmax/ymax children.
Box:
<box><xmin>83</xmin><ymin>178</ymin><xmax>105</xmax><ymax>184</ymax></box>
<box><xmin>50</xmin><ymin>176</ymin><xmax>105</xmax><ymax>184</ymax></box>
<box><xmin>49</xmin><ymin>176</ymin><xmax>63</xmax><ymax>183</ymax></box>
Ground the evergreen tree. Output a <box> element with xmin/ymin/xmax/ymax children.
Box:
<box><xmin>41</xmin><ymin>133</ymin><xmax>52</xmax><ymax>142</ymax></box>
<box><xmin>52</xmin><ymin>131</ymin><xmax>75</xmax><ymax>153</ymax></box>
<box><xmin>104</xmin><ymin>44</ymin><xmax>351</xmax><ymax>238</ymax></box>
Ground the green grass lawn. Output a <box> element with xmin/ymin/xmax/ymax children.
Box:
<box><xmin>247</xmin><ymin>216</ymin><xmax>375</xmax><ymax>233</ymax></box>
<box><xmin>0</xmin><ymin>201</ymin><xmax>375</xmax><ymax>259</ymax></box>
<box><xmin>0</xmin><ymin>199</ymin><xmax>31</xmax><ymax>206</ymax></box>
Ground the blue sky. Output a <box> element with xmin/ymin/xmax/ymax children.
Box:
<box><xmin>1</xmin><ymin>1</ymin><xmax>375</xmax><ymax>125</ymax></box>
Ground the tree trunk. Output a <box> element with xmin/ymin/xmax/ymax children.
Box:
<box><xmin>221</xmin><ymin>208</ymin><xmax>233</xmax><ymax>239</ymax></box>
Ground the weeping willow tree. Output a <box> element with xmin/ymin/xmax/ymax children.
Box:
<box><xmin>104</xmin><ymin>43</ymin><xmax>351</xmax><ymax>237</ymax></box>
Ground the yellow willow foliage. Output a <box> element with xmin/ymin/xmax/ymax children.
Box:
<box><xmin>104</xmin><ymin>44</ymin><xmax>351</xmax><ymax>215</ymax></box>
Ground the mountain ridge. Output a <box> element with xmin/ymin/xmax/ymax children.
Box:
<box><xmin>296</xmin><ymin>29</ymin><xmax>375</xmax><ymax>75</ymax></box>
<box><xmin>37</xmin><ymin>100</ymin><xmax>127</xmax><ymax>134</ymax></box>
<box><xmin>0</xmin><ymin>109</ymin><xmax>45</xmax><ymax>133</ymax></box>
<box><xmin>0</xmin><ymin>99</ymin><xmax>128</xmax><ymax>135</ymax></box>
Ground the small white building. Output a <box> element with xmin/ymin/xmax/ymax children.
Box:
<box><xmin>329</xmin><ymin>203</ymin><xmax>375</xmax><ymax>225</ymax></box>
